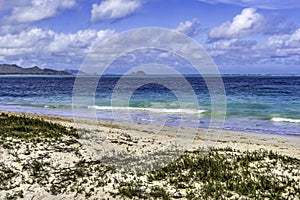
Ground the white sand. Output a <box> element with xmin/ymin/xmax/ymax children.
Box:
<box><xmin>1</xmin><ymin>111</ymin><xmax>299</xmax><ymax>199</ymax></box>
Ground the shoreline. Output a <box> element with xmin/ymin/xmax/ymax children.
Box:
<box><xmin>1</xmin><ymin>110</ymin><xmax>300</xmax><ymax>159</ymax></box>
<box><xmin>1</xmin><ymin>97</ymin><xmax>300</xmax><ymax>137</ymax></box>
<box><xmin>1</xmin><ymin>109</ymin><xmax>299</xmax><ymax>137</ymax></box>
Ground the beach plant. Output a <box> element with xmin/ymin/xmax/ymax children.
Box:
<box><xmin>0</xmin><ymin>113</ymin><xmax>78</xmax><ymax>143</ymax></box>
<box><xmin>145</xmin><ymin>148</ymin><xmax>300</xmax><ymax>199</ymax></box>
<box><xmin>0</xmin><ymin>163</ymin><xmax>19</xmax><ymax>190</ymax></box>
<box><xmin>4</xmin><ymin>190</ymin><xmax>24</xmax><ymax>200</ymax></box>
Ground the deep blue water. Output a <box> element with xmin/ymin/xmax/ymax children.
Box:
<box><xmin>0</xmin><ymin>75</ymin><xmax>299</xmax><ymax>136</ymax></box>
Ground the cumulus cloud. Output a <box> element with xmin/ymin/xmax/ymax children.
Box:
<box><xmin>267</xmin><ymin>28</ymin><xmax>300</xmax><ymax>48</ymax></box>
<box><xmin>91</xmin><ymin>0</ymin><xmax>142</xmax><ymax>22</ymax></box>
<box><xmin>47</xmin><ymin>29</ymin><xmax>115</xmax><ymax>54</ymax></box>
<box><xmin>176</xmin><ymin>18</ymin><xmax>200</xmax><ymax>37</ymax></box>
<box><xmin>207</xmin><ymin>27</ymin><xmax>300</xmax><ymax>66</ymax></box>
<box><xmin>207</xmin><ymin>8</ymin><xmax>299</xmax><ymax>66</ymax></box>
<box><xmin>211</xmin><ymin>39</ymin><xmax>257</xmax><ymax>51</ymax></box>
<box><xmin>197</xmin><ymin>0</ymin><xmax>300</xmax><ymax>10</ymax></box>
<box><xmin>208</xmin><ymin>39</ymin><xmax>258</xmax><ymax>57</ymax></box>
<box><xmin>0</xmin><ymin>24</ymin><xmax>33</xmax><ymax>35</ymax></box>
<box><xmin>209</xmin><ymin>8</ymin><xmax>265</xmax><ymax>40</ymax></box>
<box><xmin>6</xmin><ymin>0</ymin><xmax>76</xmax><ymax>23</ymax></box>
<box><xmin>0</xmin><ymin>28</ymin><xmax>55</xmax><ymax>56</ymax></box>
<box><xmin>0</xmin><ymin>27</ymin><xmax>114</xmax><ymax>68</ymax></box>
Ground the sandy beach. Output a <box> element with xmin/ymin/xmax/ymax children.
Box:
<box><xmin>3</xmin><ymin>110</ymin><xmax>300</xmax><ymax>159</ymax></box>
<box><xmin>1</xmin><ymin>111</ymin><xmax>299</xmax><ymax>199</ymax></box>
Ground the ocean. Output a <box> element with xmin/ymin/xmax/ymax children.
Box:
<box><xmin>0</xmin><ymin>75</ymin><xmax>299</xmax><ymax>136</ymax></box>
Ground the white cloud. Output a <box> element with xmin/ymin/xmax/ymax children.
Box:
<box><xmin>0</xmin><ymin>28</ymin><xmax>55</xmax><ymax>56</ymax></box>
<box><xmin>207</xmin><ymin>7</ymin><xmax>299</xmax><ymax>65</ymax></box>
<box><xmin>209</xmin><ymin>8</ymin><xmax>264</xmax><ymax>40</ymax></box>
<box><xmin>6</xmin><ymin>0</ymin><xmax>76</xmax><ymax>23</ymax></box>
<box><xmin>207</xmin><ymin>28</ymin><xmax>300</xmax><ymax>66</ymax></box>
<box><xmin>208</xmin><ymin>39</ymin><xmax>258</xmax><ymax>58</ymax></box>
<box><xmin>47</xmin><ymin>29</ymin><xmax>115</xmax><ymax>54</ymax></box>
<box><xmin>268</xmin><ymin>28</ymin><xmax>300</xmax><ymax>48</ymax></box>
<box><xmin>91</xmin><ymin>0</ymin><xmax>142</xmax><ymax>22</ymax></box>
<box><xmin>212</xmin><ymin>39</ymin><xmax>257</xmax><ymax>50</ymax></box>
<box><xmin>197</xmin><ymin>0</ymin><xmax>300</xmax><ymax>9</ymax></box>
<box><xmin>0</xmin><ymin>24</ymin><xmax>33</xmax><ymax>35</ymax></box>
<box><xmin>0</xmin><ymin>27</ymin><xmax>114</xmax><ymax>68</ymax></box>
<box><xmin>176</xmin><ymin>18</ymin><xmax>200</xmax><ymax>37</ymax></box>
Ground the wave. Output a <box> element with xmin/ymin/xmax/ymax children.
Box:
<box><xmin>271</xmin><ymin>117</ymin><xmax>300</xmax><ymax>123</ymax></box>
<box><xmin>43</xmin><ymin>105</ymin><xmax>72</xmax><ymax>109</ymax></box>
<box><xmin>88</xmin><ymin>106</ymin><xmax>206</xmax><ymax>114</ymax></box>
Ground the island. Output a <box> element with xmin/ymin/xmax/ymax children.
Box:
<box><xmin>0</xmin><ymin>64</ymin><xmax>71</xmax><ymax>75</ymax></box>
<box><xmin>130</xmin><ymin>70</ymin><xmax>146</xmax><ymax>75</ymax></box>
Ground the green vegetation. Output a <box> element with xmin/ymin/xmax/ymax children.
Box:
<box><xmin>0</xmin><ymin>113</ymin><xmax>78</xmax><ymax>152</ymax></box>
<box><xmin>0</xmin><ymin>113</ymin><xmax>78</xmax><ymax>141</ymax></box>
<box><xmin>0</xmin><ymin>163</ymin><xmax>18</xmax><ymax>191</ymax></box>
<box><xmin>147</xmin><ymin>148</ymin><xmax>300</xmax><ymax>199</ymax></box>
<box><xmin>114</xmin><ymin>148</ymin><xmax>300</xmax><ymax>199</ymax></box>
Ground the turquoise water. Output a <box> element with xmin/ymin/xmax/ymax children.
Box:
<box><xmin>0</xmin><ymin>75</ymin><xmax>299</xmax><ymax>135</ymax></box>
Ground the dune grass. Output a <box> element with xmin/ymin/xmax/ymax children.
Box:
<box><xmin>112</xmin><ymin>148</ymin><xmax>300</xmax><ymax>199</ymax></box>
<box><xmin>0</xmin><ymin>113</ymin><xmax>78</xmax><ymax>141</ymax></box>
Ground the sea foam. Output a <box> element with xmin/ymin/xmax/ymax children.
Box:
<box><xmin>271</xmin><ymin>117</ymin><xmax>300</xmax><ymax>123</ymax></box>
<box><xmin>87</xmin><ymin>106</ymin><xmax>206</xmax><ymax>114</ymax></box>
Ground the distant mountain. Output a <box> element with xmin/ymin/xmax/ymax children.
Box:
<box><xmin>0</xmin><ymin>64</ymin><xmax>71</xmax><ymax>75</ymax></box>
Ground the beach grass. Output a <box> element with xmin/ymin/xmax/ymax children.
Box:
<box><xmin>113</xmin><ymin>148</ymin><xmax>300</xmax><ymax>199</ymax></box>
<box><xmin>0</xmin><ymin>113</ymin><xmax>299</xmax><ymax>199</ymax></box>
<box><xmin>0</xmin><ymin>113</ymin><xmax>78</xmax><ymax>141</ymax></box>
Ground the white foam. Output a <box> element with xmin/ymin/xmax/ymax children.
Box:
<box><xmin>87</xmin><ymin>106</ymin><xmax>206</xmax><ymax>114</ymax></box>
<box><xmin>271</xmin><ymin>117</ymin><xmax>300</xmax><ymax>123</ymax></box>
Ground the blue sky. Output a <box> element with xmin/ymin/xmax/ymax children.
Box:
<box><xmin>0</xmin><ymin>0</ymin><xmax>300</xmax><ymax>74</ymax></box>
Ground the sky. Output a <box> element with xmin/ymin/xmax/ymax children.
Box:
<box><xmin>0</xmin><ymin>0</ymin><xmax>300</xmax><ymax>74</ymax></box>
